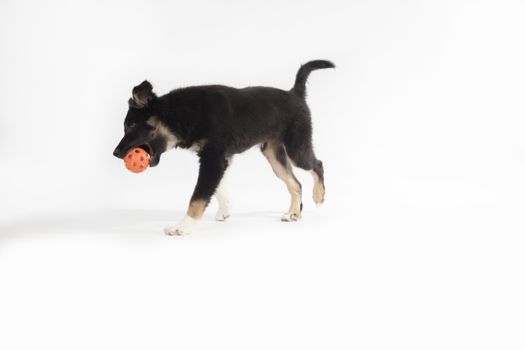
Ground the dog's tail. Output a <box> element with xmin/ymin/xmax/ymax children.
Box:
<box><xmin>292</xmin><ymin>60</ymin><xmax>335</xmax><ymax>98</ymax></box>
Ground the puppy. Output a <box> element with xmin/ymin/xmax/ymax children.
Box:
<box><xmin>113</xmin><ymin>60</ymin><xmax>334</xmax><ymax>235</ymax></box>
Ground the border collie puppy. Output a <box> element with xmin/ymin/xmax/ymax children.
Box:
<box><xmin>113</xmin><ymin>60</ymin><xmax>334</xmax><ymax>235</ymax></box>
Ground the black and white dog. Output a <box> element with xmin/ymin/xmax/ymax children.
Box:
<box><xmin>113</xmin><ymin>60</ymin><xmax>334</xmax><ymax>235</ymax></box>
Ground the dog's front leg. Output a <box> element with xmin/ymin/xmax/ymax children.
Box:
<box><xmin>165</xmin><ymin>147</ymin><xmax>228</xmax><ymax>235</ymax></box>
<box><xmin>214</xmin><ymin>157</ymin><xmax>232</xmax><ymax>221</ymax></box>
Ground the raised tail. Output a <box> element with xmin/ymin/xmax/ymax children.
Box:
<box><xmin>292</xmin><ymin>59</ymin><xmax>335</xmax><ymax>98</ymax></box>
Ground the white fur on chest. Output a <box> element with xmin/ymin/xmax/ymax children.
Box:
<box><xmin>189</xmin><ymin>139</ymin><xmax>207</xmax><ymax>153</ymax></box>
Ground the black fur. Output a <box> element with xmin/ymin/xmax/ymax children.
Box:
<box><xmin>114</xmin><ymin>60</ymin><xmax>334</xmax><ymax>213</ymax></box>
<box><xmin>293</xmin><ymin>60</ymin><xmax>335</xmax><ymax>98</ymax></box>
<box><xmin>191</xmin><ymin>147</ymin><xmax>229</xmax><ymax>203</ymax></box>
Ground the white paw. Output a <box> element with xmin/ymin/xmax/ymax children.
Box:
<box><xmin>164</xmin><ymin>226</ymin><xmax>190</xmax><ymax>236</ymax></box>
<box><xmin>215</xmin><ymin>210</ymin><xmax>230</xmax><ymax>221</ymax></box>
<box><xmin>164</xmin><ymin>216</ymin><xmax>197</xmax><ymax>236</ymax></box>
<box><xmin>281</xmin><ymin>212</ymin><xmax>301</xmax><ymax>222</ymax></box>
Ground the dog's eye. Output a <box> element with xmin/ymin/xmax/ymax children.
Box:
<box><xmin>126</xmin><ymin>123</ymin><xmax>136</xmax><ymax>132</ymax></box>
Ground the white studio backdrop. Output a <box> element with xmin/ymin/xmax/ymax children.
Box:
<box><xmin>0</xmin><ymin>1</ymin><xmax>524</xmax><ymax>349</ymax></box>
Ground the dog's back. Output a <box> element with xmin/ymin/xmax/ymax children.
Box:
<box><xmin>161</xmin><ymin>60</ymin><xmax>334</xmax><ymax>154</ymax></box>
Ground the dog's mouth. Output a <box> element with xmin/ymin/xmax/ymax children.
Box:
<box><xmin>137</xmin><ymin>144</ymin><xmax>160</xmax><ymax>167</ymax></box>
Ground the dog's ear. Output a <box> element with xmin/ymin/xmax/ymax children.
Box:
<box><xmin>131</xmin><ymin>80</ymin><xmax>154</xmax><ymax>108</ymax></box>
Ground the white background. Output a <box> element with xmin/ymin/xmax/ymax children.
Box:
<box><xmin>1</xmin><ymin>0</ymin><xmax>524</xmax><ymax>349</ymax></box>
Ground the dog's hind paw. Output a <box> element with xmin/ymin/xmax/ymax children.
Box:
<box><xmin>281</xmin><ymin>212</ymin><xmax>301</xmax><ymax>222</ymax></box>
<box><xmin>313</xmin><ymin>185</ymin><xmax>325</xmax><ymax>206</ymax></box>
<box><xmin>164</xmin><ymin>216</ymin><xmax>196</xmax><ymax>236</ymax></box>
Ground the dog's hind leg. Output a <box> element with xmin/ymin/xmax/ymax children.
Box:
<box><xmin>165</xmin><ymin>147</ymin><xmax>229</xmax><ymax>235</ymax></box>
<box><xmin>310</xmin><ymin>160</ymin><xmax>325</xmax><ymax>206</ymax></box>
<box><xmin>261</xmin><ymin>142</ymin><xmax>302</xmax><ymax>221</ymax></box>
<box><xmin>283</xmin><ymin>121</ymin><xmax>325</xmax><ymax>206</ymax></box>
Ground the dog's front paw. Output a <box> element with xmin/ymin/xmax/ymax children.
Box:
<box><xmin>164</xmin><ymin>216</ymin><xmax>197</xmax><ymax>236</ymax></box>
<box><xmin>215</xmin><ymin>209</ymin><xmax>230</xmax><ymax>222</ymax></box>
<box><xmin>281</xmin><ymin>212</ymin><xmax>301</xmax><ymax>222</ymax></box>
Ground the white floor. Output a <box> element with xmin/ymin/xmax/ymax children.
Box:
<box><xmin>1</xmin><ymin>198</ymin><xmax>523</xmax><ymax>349</ymax></box>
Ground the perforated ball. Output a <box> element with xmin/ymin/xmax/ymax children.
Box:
<box><xmin>124</xmin><ymin>147</ymin><xmax>150</xmax><ymax>173</ymax></box>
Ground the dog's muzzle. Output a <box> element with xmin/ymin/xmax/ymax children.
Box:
<box><xmin>113</xmin><ymin>147</ymin><xmax>124</xmax><ymax>158</ymax></box>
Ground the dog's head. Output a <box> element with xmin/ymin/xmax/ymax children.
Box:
<box><xmin>113</xmin><ymin>81</ymin><xmax>177</xmax><ymax>167</ymax></box>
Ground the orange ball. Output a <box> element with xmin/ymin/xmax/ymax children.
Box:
<box><xmin>124</xmin><ymin>147</ymin><xmax>150</xmax><ymax>173</ymax></box>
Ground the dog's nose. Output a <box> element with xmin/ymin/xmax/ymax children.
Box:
<box><xmin>113</xmin><ymin>148</ymin><xmax>121</xmax><ymax>158</ymax></box>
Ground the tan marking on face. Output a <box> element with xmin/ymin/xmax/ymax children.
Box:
<box><xmin>310</xmin><ymin>170</ymin><xmax>325</xmax><ymax>205</ymax></box>
<box><xmin>147</xmin><ymin>116</ymin><xmax>179</xmax><ymax>150</ymax></box>
<box><xmin>262</xmin><ymin>144</ymin><xmax>302</xmax><ymax>216</ymax></box>
<box><xmin>187</xmin><ymin>199</ymin><xmax>207</xmax><ymax>219</ymax></box>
